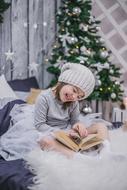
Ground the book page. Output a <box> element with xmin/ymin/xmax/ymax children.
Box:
<box><xmin>53</xmin><ymin>131</ymin><xmax>80</xmax><ymax>152</ymax></box>
<box><xmin>79</xmin><ymin>134</ymin><xmax>103</xmax><ymax>150</ymax></box>
<box><xmin>80</xmin><ymin>140</ymin><xmax>103</xmax><ymax>151</ymax></box>
<box><xmin>79</xmin><ymin>134</ymin><xmax>99</xmax><ymax>146</ymax></box>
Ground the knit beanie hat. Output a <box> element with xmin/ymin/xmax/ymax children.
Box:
<box><xmin>58</xmin><ymin>63</ymin><xmax>95</xmax><ymax>99</ymax></box>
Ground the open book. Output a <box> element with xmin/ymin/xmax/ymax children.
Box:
<box><xmin>53</xmin><ymin>131</ymin><xmax>103</xmax><ymax>152</ymax></box>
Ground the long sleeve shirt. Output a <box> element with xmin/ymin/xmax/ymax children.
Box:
<box><xmin>34</xmin><ymin>88</ymin><xmax>80</xmax><ymax>134</ymax></box>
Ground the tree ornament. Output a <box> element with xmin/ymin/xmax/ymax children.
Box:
<box><xmin>79</xmin><ymin>23</ymin><xmax>88</xmax><ymax>31</ymax></box>
<box><xmin>96</xmin><ymin>26</ymin><xmax>101</xmax><ymax>31</ymax></box>
<box><xmin>59</xmin><ymin>32</ymin><xmax>70</xmax><ymax>47</ymax></box>
<box><xmin>83</xmin><ymin>105</ymin><xmax>92</xmax><ymax>114</ymax></box>
<box><xmin>109</xmin><ymin>69</ymin><xmax>114</xmax><ymax>74</ymax></box>
<box><xmin>57</xmin><ymin>11</ymin><xmax>62</xmax><ymax>15</ymax></box>
<box><xmin>67</xmin><ymin>36</ymin><xmax>78</xmax><ymax>44</ymax></box>
<box><xmin>115</xmin><ymin>81</ymin><xmax>120</xmax><ymax>85</ymax></box>
<box><xmin>99</xmin><ymin>38</ymin><xmax>105</xmax><ymax>43</ymax></box>
<box><xmin>72</xmin><ymin>7</ymin><xmax>81</xmax><ymax>15</ymax></box>
<box><xmin>80</xmin><ymin>60</ymin><xmax>84</xmax><ymax>64</ymax></box>
<box><xmin>86</xmin><ymin>49</ymin><xmax>91</xmax><ymax>56</ymax></box>
<box><xmin>96</xmin><ymin>79</ymin><xmax>101</xmax><ymax>86</ymax></box>
<box><xmin>100</xmin><ymin>50</ymin><xmax>108</xmax><ymax>58</ymax></box>
<box><xmin>66</xmin><ymin>21</ymin><xmax>70</xmax><ymax>26</ymax></box>
<box><xmin>84</xmin><ymin>37</ymin><xmax>90</xmax><ymax>43</ymax></box>
<box><xmin>111</xmin><ymin>93</ymin><xmax>116</xmax><ymax>99</ymax></box>
<box><xmin>77</xmin><ymin>56</ymin><xmax>88</xmax><ymax>63</ymax></box>
<box><xmin>80</xmin><ymin>46</ymin><xmax>87</xmax><ymax>53</ymax></box>
<box><xmin>73</xmin><ymin>48</ymin><xmax>79</xmax><ymax>54</ymax></box>
<box><xmin>96</xmin><ymin>75</ymin><xmax>100</xmax><ymax>79</ymax></box>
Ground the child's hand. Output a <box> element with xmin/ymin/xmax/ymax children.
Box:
<box><xmin>67</xmin><ymin>130</ymin><xmax>81</xmax><ymax>144</ymax></box>
<box><xmin>72</xmin><ymin>122</ymin><xmax>88</xmax><ymax>138</ymax></box>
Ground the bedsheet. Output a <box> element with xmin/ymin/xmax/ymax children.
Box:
<box><xmin>0</xmin><ymin>100</ymin><xmax>34</xmax><ymax>190</ymax></box>
<box><xmin>0</xmin><ymin>157</ymin><xmax>34</xmax><ymax>190</ymax></box>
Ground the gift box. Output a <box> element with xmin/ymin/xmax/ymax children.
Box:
<box><xmin>112</xmin><ymin>107</ymin><xmax>127</xmax><ymax>122</ymax></box>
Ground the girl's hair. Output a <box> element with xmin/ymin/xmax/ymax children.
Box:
<box><xmin>53</xmin><ymin>82</ymin><xmax>72</xmax><ymax>109</ymax></box>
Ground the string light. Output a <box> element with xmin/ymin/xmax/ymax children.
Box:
<box><xmin>45</xmin><ymin>58</ymin><xmax>49</xmax><ymax>62</ymax></box>
<box><xmin>33</xmin><ymin>23</ymin><xmax>38</xmax><ymax>29</ymax></box>
<box><xmin>43</xmin><ymin>22</ymin><xmax>47</xmax><ymax>26</ymax></box>
<box><xmin>23</xmin><ymin>22</ymin><xmax>48</xmax><ymax>29</ymax></box>
<box><xmin>102</xmin><ymin>47</ymin><xmax>106</xmax><ymax>51</ymax></box>
<box><xmin>23</xmin><ymin>22</ymin><xmax>28</xmax><ymax>28</ymax></box>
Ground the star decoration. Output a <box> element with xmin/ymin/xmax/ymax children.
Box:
<box><xmin>33</xmin><ymin>23</ymin><xmax>38</xmax><ymax>29</ymax></box>
<box><xmin>29</xmin><ymin>62</ymin><xmax>39</xmax><ymax>73</ymax></box>
<box><xmin>5</xmin><ymin>49</ymin><xmax>14</xmax><ymax>61</ymax></box>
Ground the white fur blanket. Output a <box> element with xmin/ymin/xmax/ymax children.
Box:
<box><xmin>25</xmin><ymin>128</ymin><xmax>127</xmax><ymax>190</ymax></box>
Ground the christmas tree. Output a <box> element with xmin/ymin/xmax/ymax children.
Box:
<box><xmin>0</xmin><ymin>0</ymin><xmax>10</xmax><ymax>23</ymax></box>
<box><xmin>47</xmin><ymin>0</ymin><xmax>123</xmax><ymax>102</ymax></box>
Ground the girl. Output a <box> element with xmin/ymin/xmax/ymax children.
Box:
<box><xmin>34</xmin><ymin>63</ymin><xmax>109</xmax><ymax>158</ymax></box>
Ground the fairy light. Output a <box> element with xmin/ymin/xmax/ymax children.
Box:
<box><xmin>45</xmin><ymin>58</ymin><xmax>49</xmax><ymax>62</ymax></box>
<box><xmin>102</xmin><ymin>47</ymin><xmax>106</xmax><ymax>51</ymax></box>
<box><xmin>70</xmin><ymin>50</ymin><xmax>74</xmax><ymax>54</ymax></box>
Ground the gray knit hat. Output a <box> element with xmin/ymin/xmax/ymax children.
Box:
<box><xmin>58</xmin><ymin>63</ymin><xmax>95</xmax><ymax>99</ymax></box>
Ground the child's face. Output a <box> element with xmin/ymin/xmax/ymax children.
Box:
<box><xmin>59</xmin><ymin>84</ymin><xmax>85</xmax><ymax>102</ymax></box>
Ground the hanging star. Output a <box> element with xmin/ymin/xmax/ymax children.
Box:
<box><xmin>5</xmin><ymin>49</ymin><xmax>14</xmax><ymax>61</ymax></box>
<box><xmin>54</xmin><ymin>57</ymin><xmax>65</xmax><ymax>69</ymax></box>
<box><xmin>29</xmin><ymin>62</ymin><xmax>39</xmax><ymax>73</ymax></box>
<box><xmin>77</xmin><ymin>56</ymin><xmax>88</xmax><ymax>63</ymax></box>
<box><xmin>33</xmin><ymin>23</ymin><xmax>38</xmax><ymax>29</ymax></box>
<box><xmin>91</xmin><ymin>62</ymin><xmax>110</xmax><ymax>72</ymax></box>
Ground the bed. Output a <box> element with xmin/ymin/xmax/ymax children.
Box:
<box><xmin>0</xmin><ymin>75</ymin><xmax>39</xmax><ymax>190</ymax></box>
<box><xmin>0</xmin><ymin>75</ymin><xmax>127</xmax><ymax>190</ymax></box>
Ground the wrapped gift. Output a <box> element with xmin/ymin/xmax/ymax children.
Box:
<box><xmin>112</xmin><ymin>108</ymin><xmax>127</xmax><ymax>122</ymax></box>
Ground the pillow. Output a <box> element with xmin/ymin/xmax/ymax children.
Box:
<box><xmin>26</xmin><ymin>88</ymin><xmax>43</xmax><ymax>104</ymax></box>
<box><xmin>8</xmin><ymin>77</ymin><xmax>39</xmax><ymax>92</ymax></box>
<box><xmin>0</xmin><ymin>75</ymin><xmax>17</xmax><ymax>99</ymax></box>
<box><xmin>14</xmin><ymin>91</ymin><xmax>29</xmax><ymax>101</ymax></box>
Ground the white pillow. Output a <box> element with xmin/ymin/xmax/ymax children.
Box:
<box><xmin>14</xmin><ymin>91</ymin><xmax>29</xmax><ymax>101</ymax></box>
<box><xmin>0</xmin><ymin>75</ymin><xmax>17</xmax><ymax>99</ymax></box>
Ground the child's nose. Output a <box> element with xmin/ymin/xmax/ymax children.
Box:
<box><xmin>72</xmin><ymin>93</ymin><xmax>77</xmax><ymax>100</ymax></box>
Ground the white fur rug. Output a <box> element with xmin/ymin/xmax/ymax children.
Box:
<box><xmin>24</xmin><ymin>128</ymin><xmax>127</xmax><ymax>190</ymax></box>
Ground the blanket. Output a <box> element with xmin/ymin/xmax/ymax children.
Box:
<box><xmin>0</xmin><ymin>100</ymin><xmax>34</xmax><ymax>190</ymax></box>
<box><xmin>25</xmin><ymin>128</ymin><xmax>127</xmax><ymax>190</ymax></box>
